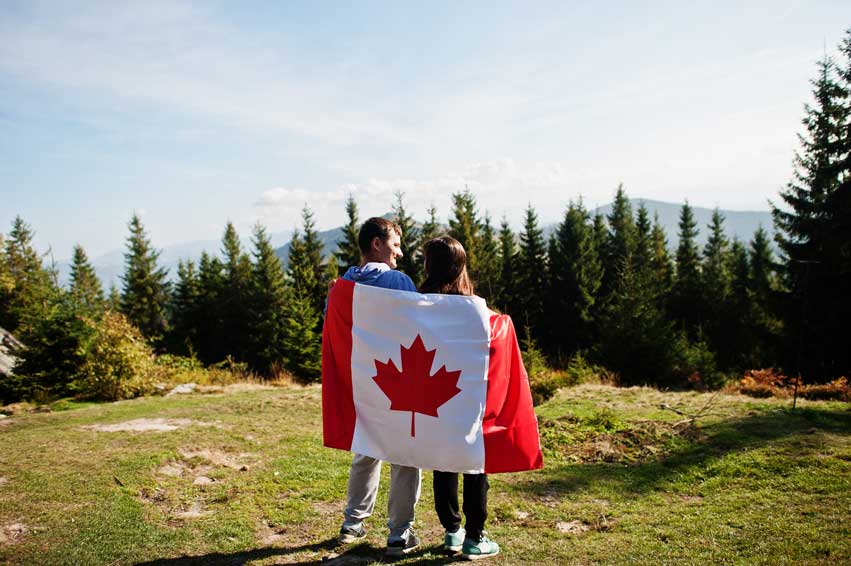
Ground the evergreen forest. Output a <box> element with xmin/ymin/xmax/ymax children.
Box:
<box><xmin>2</xmin><ymin>31</ymin><xmax>851</xmax><ymax>403</ymax></box>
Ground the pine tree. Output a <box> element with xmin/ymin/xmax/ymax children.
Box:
<box><xmin>671</xmin><ymin>202</ymin><xmax>702</xmax><ymax>337</ymax></box>
<box><xmin>420</xmin><ymin>204</ymin><xmax>442</xmax><ymax>242</ymax></box>
<box><xmin>701</xmin><ymin>209</ymin><xmax>733</xmax><ymax>367</ymax></box>
<box><xmin>448</xmin><ymin>189</ymin><xmax>481</xmax><ymax>277</ymax></box>
<box><xmin>772</xmin><ymin>53</ymin><xmax>849</xmax><ymax>380</ymax></box>
<box><xmin>281</xmin><ymin>291</ymin><xmax>322</xmax><ymax>381</ymax></box>
<box><xmin>220</xmin><ymin>222</ymin><xmax>253</xmax><ymax>362</ymax></box>
<box><xmin>335</xmin><ymin>193</ymin><xmax>361</xmax><ymax>271</ymax></box>
<box><xmin>476</xmin><ymin>213</ymin><xmax>501</xmax><ymax>302</ymax></box>
<box><xmin>168</xmin><ymin>259</ymin><xmax>201</xmax><ymax>356</ymax></box>
<box><xmin>246</xmin><ymin>224</ymin><xmax>289</xmax><ymax>375</ymax></box>
<box><xmin>600</xmin><ymin>185</ymin><xmax>637</xmax><ymax>301</ymax></box>
<box><xmin>283</xmin><ymin>208</ymin><xmax>325</xmax><ymax>379</ymax></box>
<box><xmin>120</xmin><ymin>214</ymin><xmax>170</xmax><ymax>345</ymax></box>
<box><xmin>69</xmin><ymin>244</ymin><xmax>104</xmax><ymax>315</ymax></box>
<box><xmin>545</xmin><ymin>201</ymin><xmax>602</xmax><ymax>357</ymax></box>
<box><xmin>392</xmin><ymin>191</ymin><xmax>421</xmax><ymax>282</ymax></box>
<box><xmin>495</xmin><ymin>218</ymin><xmax>517</xmax><ymax>314</ymax></box>
<box><xmin>196</xmin><ymin>252</ymin><xmax>226</xmax><ymax>364</ymax></box>
<box><xmin>106</xmin><ymin>284</ymin><xmax>121</xmax><ymax>312</ymax></box>
<box><xmin>650</xmin><ymin>213</ymin><xmax>674</xmax><ymax>303</ymax></box>
<box><xmin>0</xmin><ymin>216</ymin><xmax>57</xmax><ymax>333</ymax></box>
<box><xmin>287</xmin><ymin>207</ymin><xmax>327</xmax><ymax>315</ymax></box>
<box><xmin>516</xmin><ymin>205</ymin><xmax>547</xmax><ymax>339</ymax></box>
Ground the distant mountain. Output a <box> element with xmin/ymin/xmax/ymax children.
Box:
<box><xmin>57</xmin><ymin>200</ymin><xmax>774</xmax><ymax>289</ymax></box>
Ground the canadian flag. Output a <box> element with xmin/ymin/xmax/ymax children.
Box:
<box><xmin>322</xmin><ymin>279</ymin><xmax>543</xmax><ymax>474</ymax></box>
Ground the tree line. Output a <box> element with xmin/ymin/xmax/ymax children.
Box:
<box><xmin>2</xmin><ymin>29</ymin><xmax>850</xmax><ymax>401</ymax></box>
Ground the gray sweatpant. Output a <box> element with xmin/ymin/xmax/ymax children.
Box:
<box><xmin>342</xmin><ymin>453</ymin><xmax>422</xmax><ymax>543</ymax></box>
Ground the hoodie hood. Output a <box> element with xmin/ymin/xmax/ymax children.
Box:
<box><xmin>342</xmin><ymin>262</ymin><xmax>392</xmax><ymax>285</ymax></box>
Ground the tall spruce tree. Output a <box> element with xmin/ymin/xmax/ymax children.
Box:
<box><xmin>392</xmin><ymin>191</ymin><xmax>421</xmax><ymax>282</ymax></box>
<box><xmin>476</xmin><ymin>213</ymin><xmax>500</xmax><ymax>302</ymax></box>
<box><xmin>601</xmin><ymin>185</ymin><xmax>637</xmax><ymax>301</ymax></box>
<box><xmin>545</xmin><ymin>201</ymin><xmax>602</xmax><ymax>357</ymax></box>
<box><xmin>671</xmin><ymin>202</ymin><xmax>702</xmax><ymax>338</ymax></box>
<box><xmin>772</xmin><ymin>53</ymin><xmax>849</xmax><ymax>380</ymax></box>
<box><xmin>335</xmin><ymin>194</ymin><xmax>361</xmax><ymax>272</ymax></box>
<box><xmin>283</xmin><ymin>208</ymin><xmax>325</xmax><ymax>380</ymax></box>
<box><xmin>168</xmin><ymin>259</ymin><xmax>201</xmax><ymax>356</ymax></box>
<box><xmin>69</xmin><ymin>244</ymin><xmax>104</xmax><ymax>316</ymax></box>
<box><xmin>120</xmin><ymin>214</ymin><xmax>170</xmax><ymax>344</ymax></box>
<box><xmin>701</xmin><ymin>209</ymin><xmax>734</xmax><ymax>367</ymax></box>
<box><xmin>516</xmin><ymin>205</ymin><xmax>548</xmax><ymax>339</ymax></box>
<box><xmin>420</xmin><ymin>204</ymin><xmax>441</xmax><ymax>242</ymax></box>
<box><xmin>650</xmin><ymin>213</ymin><xmax>674</xmax><ymax>303</ymax></box>
<box><xmin>0</xmin><ymin>216</ymin><xmax>57</xmax><ymax>332</ymax></box>
<box><xmin>220</xmin><ymin>222</ymin><xmax>253</xmax><ymax>362</ymax></box>
<box><xmin>448</xmin><ymin>189</ymin><xmax>481</xmax><ymax>278</ymax></box>
<box><xmin>196</xmin><ymin>251</ymin><xmax>226</xmax><ymax>364</ymax></box>
<box><xmin>286</xmin><ymin>208</ymin><xmax>327</xmax><ymax>313</ymax></box>
<box><xmin>246</xmin><ymin>224</ymin><xmax>289</xmax><ymax>375</ymax></box>
<box><xmin>495</xmin><ymin>217</ymin><xmax>517</xmax><ymax>314</ymax></box>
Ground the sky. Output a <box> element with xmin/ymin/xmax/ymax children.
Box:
<box><xmin>2</xmin><ymin>1</ymin><xmax>851</xmax><ymax>260</ymax></box>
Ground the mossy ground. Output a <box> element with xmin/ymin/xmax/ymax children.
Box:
<box><xmin>1</xmin><ymin>384</ymin><xmax>849</xmax><ymax>565</ymax></box>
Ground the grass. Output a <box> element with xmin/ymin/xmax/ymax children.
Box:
<box><xmin>1</xmin><ymin>384</ymin><xmax>849</xmax><ymax>565</ymax></box>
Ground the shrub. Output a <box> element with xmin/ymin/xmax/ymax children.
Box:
<box><xmin>800</xmin><ymin>377</ymin><xmax>851</xmax><ymax>402</ymax></box>
<box><xmin>735</xmin><ymin>368</ymin><xmax>792</xmax><ymax>399</ymax></box>
<box><xmin>5</xmin><ymin>294</ymin><xmax>94</xmax><ymax>403</ymax></box>
<box><xmin>78</xmin><ymin>311</ymin><xmax>159</xmax><ymax>401</ymax></box>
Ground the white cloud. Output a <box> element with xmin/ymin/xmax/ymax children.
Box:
<box><xmin>251</xmin><ymin>158</ymin><xmax>621</xmax><ymax>232</ymax></box>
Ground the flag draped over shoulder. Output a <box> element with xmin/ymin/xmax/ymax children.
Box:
<box><xmin>322</xmin><ymin>279</ymin><xmax>543</xmax><ymax>474</ymax></box>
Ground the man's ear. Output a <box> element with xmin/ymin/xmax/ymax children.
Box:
<box><xmin>371</xmin><ymin>236</ymin><xmax>382</xmax><ymax>252</ymax></box>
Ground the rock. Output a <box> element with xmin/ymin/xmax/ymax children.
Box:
<box><xmin>556</xmin><ymin>520</ymin><xmax>590</xmax><ymax>534</ymax></box>
<box><xmin>514</xmin><ymin>510</ymin><xmax>530</xmax><ymax>520</ymax></box>
<box><xmin>193</xmin><ymin>476</ymin><xmax>215</xmax><ymax>486</ymax></box>
<box><xmin>166</xmin><ymin>383</ymin><xmax>198</xmax><ymax>396</ymax></box>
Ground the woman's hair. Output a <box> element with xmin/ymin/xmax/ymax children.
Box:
<box><xmin>418</xmin><ymin>236</ymin><xmax>475</xmax><ymax>296</ymax></box>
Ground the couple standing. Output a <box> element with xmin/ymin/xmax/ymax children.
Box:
<box><xmin>334</xmin><ymin>217</ymin><xmax>498</xmax><ymax>560</ymax></box>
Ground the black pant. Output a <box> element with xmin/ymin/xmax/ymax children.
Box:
<box><xmin>433</xmin><ymin>471</ymin><xmax>489</xmax><ymax>540</ymax></box>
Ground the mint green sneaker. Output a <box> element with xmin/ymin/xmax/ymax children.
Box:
<box><xmin>461</xmin><ymin>534</ymin><xmax>500</xmax><ymax>560</ymax></box>
<box><xmin>444</xmin><ymin>527</ymin><xmax>465</xmax><ymax>553</ymax></box>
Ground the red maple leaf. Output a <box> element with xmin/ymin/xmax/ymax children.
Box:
<box><xmin>372</xmin><ymin>334</ymin><xmax>462</xmax><ymax>437</ymax></box>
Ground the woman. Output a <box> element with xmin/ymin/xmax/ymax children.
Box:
<box><xmin>419</xmin><ymin>236</ymin><xmax>500</xmax><ymax>560</ymax></box>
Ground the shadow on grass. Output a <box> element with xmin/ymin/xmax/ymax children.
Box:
<box><xmin>134</xmin><ymin>537</ymin><xmax>460</xmax><ymax>566</ymax></box>
<box><xmin>523</xmin><ymin>405</ymin><xmax>851</xmax><ymax>498</ymax></box>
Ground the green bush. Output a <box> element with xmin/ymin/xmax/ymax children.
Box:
<box><xmin>78</xmin><ymin>311</ymin><xmax>159</xmax><ymax>401</ymax></box>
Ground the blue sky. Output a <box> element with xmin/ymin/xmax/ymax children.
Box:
<box><xmin>2</xmin><ymin>0</ymin><xmax>850</xmax><ymax>259</ymax></box>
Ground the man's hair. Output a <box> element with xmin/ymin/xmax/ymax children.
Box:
<box><xmin>358</xmin><ymin>217</ymin><xmax>402</xmax><ymax>254</ymax></box>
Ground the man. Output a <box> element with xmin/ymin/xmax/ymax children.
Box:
<box><xmin>334</xmin><ymin>217</ymin><xmax>421</xmax><ymax>556</ymax></box>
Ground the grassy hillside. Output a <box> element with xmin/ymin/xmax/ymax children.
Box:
<box><xmin>0</xmin><ymin>384</ymin><xmax>849</xmax><ymax>565</ymax></box>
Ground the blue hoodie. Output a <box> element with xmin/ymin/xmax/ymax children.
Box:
<box><xmin>341</xmin><ymin>262</ymin><xmax>416</xmax><ymax>292</ymax></box>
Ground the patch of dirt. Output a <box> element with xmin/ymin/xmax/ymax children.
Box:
<box><xmin>0</xmin><ymin>477</ymin><xmax>8</xmax><ymax>486</ymax></box>
<box><xmin>0</xmin><ymin>418</ymin><xmax>12</xmax><ymax>429</ymax></box>
<box><xmin>556</xmin><ymin>520</ymin><xmax>590</xmax><ymax>534</ymax></box>
<box><xmin>172</xmin><ymin>501</ymin><xmax>211</xmax><ymax>520</ymax></box>
<box><xmin>178</xmin><ymin>448</ymin><xmax>253</xmax><ymax>470</ymax></box>
<box><xmin>256</xmin><ymin>520</ymin><xmax>288</xmax><ymax>546</ymax></box>
<box><xmin>311</xmin><ymin>500</ymin><xmax>341</xmax><ymax>519</ymax></box>
<box><xmin>680</xmin><ymin>495</ymin><xmax>704</xmax><ymax>503</ymax></box>
<box><xmin>0</xmin><ymin>523</ymin><xmax>29</xmax><ymax>545</ymax></box>
<box><xmin>157</xmin><ymin>462</ymin><xmax>189</xmax><ymax>477</ymax></box>
<box><xmin>83</xmin><ymin>418</ymin><xmax>209</xmax><ymax>432</ymax></box>
<box><xmin>139</xmin><ymin>487</ymin><xmax>169</xmax><ymax>506</ymax></box>
<box><xmin>540</xmin><ymin>417</ymin><xmax>694</xmax><ymax>464</ymax></box>
<box><xmin>193</xmin><ymin>476</ymin><xmax>215</xmax><ymax>486</ymax></box>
